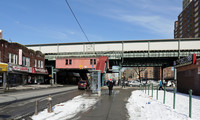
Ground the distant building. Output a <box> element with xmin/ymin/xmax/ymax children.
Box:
<box><xmin>140</xmin><ymin>67</ymin><xmax>174</xmax><ymax>81</ymax></box>
<box><xmin>0</xmin><ymin>30</ymin><xmax>2</xmax><ymax>39</ymax></box>
<box><xmin>0</xmin><ymin>39</ymin><xmax>48</xmax><ymax>87</ymax></box>
<box><xmin>174</xmin><ymin>0</ymin><xmax>200</xmax><ymax>38</ymax></box>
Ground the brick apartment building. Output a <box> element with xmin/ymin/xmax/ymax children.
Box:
<box><xmin>174</xmin><ymin>0</ymin><xmax>200</xmax><ymax>38</ymax></box>
<box><xmin>0</xmin><ymin>39</ymin><xmax>48</xmax><ymax>87</ymax></box>
<box><xmin>123</xmin><ymin>67</ymin><xmax>174</xmax><ymax>81</ymax></box>
<box><xmin>140</xmin><ymin>67</ymin><xmax>174</xmax><ymax>81</ymax></box>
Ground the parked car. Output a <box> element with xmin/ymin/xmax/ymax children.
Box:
<box><xmin>147</xmin><ymin>80</ymin><xmax>160</xmax><ymax>86</ymax></box>
<box><xmin>166</xmin><ymin>80</ymin><xmax>175</xmax><ymax>87</ymax></box>
<box><xmin>78</xmin><ymin>80</ymin><xmax>90</xmax><ymax>90</ymax></box>
<box><xmin>129</xmin><ymin>80</ymin><xmax>141</xmax><ymax>87</ymax></box>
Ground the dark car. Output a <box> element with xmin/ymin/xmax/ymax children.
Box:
<box><xmin>78</xmin><ymin>80</ymin><xmax>90</xmax><ymax>90</ymax></box>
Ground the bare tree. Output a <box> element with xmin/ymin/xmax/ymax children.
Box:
<box><xmin>123</xmin><ymin>68</ymin><xmax>134</xmax><ymax>80</ymax></box>
<box><xmin>133</xmin><ymin>67</ymin><xmax>146</xmax><ymax>83</ymax></box>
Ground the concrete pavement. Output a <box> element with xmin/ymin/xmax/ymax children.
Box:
<box><xmin>75</xmin><ymin>87</ymin><xmax>137</xmax><ymax>120</ymax></box>
<box><xmin>0</xmin><ymin>85</ymin><xmax>137</xmax><ymax>120</ymax></box>
<box><xmin>0</xmin><ymin>85</ymin><xmax>77</xmax><ymax>105</ymax></box>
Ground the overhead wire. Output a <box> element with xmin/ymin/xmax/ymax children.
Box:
<box><xmin>65</xmin><ymin>0</ymin><xmax>90</xmax><ymax>42</ymax></box>
<box><xmin>64</xmin><ymin>0</ymin><xmax>96</xmax><ymax>55</ymax></box>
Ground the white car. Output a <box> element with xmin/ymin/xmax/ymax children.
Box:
<box><xmin>147</xmin><ymin>80</ymin><xmax>160</xmax><ymax>86</ymax></box>
<box><xmin>129</xmin><ymin>80</ymin><xmax>141</xmax><ymax>87</ymax></box>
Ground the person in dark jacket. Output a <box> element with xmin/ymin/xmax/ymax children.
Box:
<box><xmin>107</xmin><ymin>79</ymin><xmax>114</xmax><ymax>95</ymax></box>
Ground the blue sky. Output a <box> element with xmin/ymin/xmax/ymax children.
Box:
<box><xmin>0</xmin><ymin>0</ymin><xmax>182</xmax><ymax>45</ymax></box>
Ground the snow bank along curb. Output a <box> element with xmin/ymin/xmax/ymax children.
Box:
<box><xmin>31</xmin><ymin>94</ymin><xmax>99</xmax><ymax>120</ymax></box>
<box><xmin>126</xmin><ymin>90</ymin><xmax>200</xmax><ymax>120</ymax></box>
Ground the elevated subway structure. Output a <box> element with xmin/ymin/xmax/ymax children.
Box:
<box><xmin>26</xmin><ymin>38</ymin><xmax>200</xmax><ymax>68</ymax></box>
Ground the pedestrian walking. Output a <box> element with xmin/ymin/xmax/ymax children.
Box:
<box><xmin>107</xmin><ymin>79</ymin><xmax>114</xmax><ymax>95</ymax></box>
<box><xmin>159</xmin><ymin>80</ymin><xmax>163</xmax><ymax>90</ymax></box>
<box><xmin>122</xmin><ymin>77</ymin><xmax>126</xmax><ymax>88</ymax></box>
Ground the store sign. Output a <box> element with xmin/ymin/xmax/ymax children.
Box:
<box><xmin>0</xmin><ymin>63</ymin><xmax>8</xmax><ymax>72</ymax></box>
<box><xmin>12</xmin><ymin>65</ymin><xmax>30</xmax><ymax>72</ymax></box>
<box><xmin>174</xmin><ymin>54</ymin><xmax>196</xmax><ymax>66</ymax></box>
<box><xmin>33</xmin><ymin>67</ymin><xmax>48</xmax><ymax>74</ymax></box>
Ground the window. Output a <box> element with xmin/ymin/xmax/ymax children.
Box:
<box><xmin>90</xmin><ymin>59</ymin><xmax>93</xmax><ymax>65</ymax></box>
<box><xmin>66</xmin><ymin>59</ymin><xmax>72</xmax><ymax>65</ymax></box>
<box><xmin>12</xmin><ymin>54</ymin><xmax>15</xmax><ymax>64</ymax></box>
<box><xmin>66</xmin><ymin>59</ymin><xmax>68</xmax><ymax>65</ymax></box>
<box><xmin>34</xmin><ymin>59</ymin><xmax>37</xmax><ymax>67</ymax></box>
<box><xmin>22</xmin><ymin>56</ymin><xmax>26</xmax><ymax>66</ymax></box>
<box><xmin>38</xmin><ymin>60</ymin><xmax>40</xmax><ymax>68</ymax></box>
<box><xmin>94</xmin><ymin>59</ymin><xmax>96</xmax><ymax>65</ymax></box>
<box><xmin>9</xmin><ymin>53</ymin><xmax>11</xmax><ymax>63</ymax></box>
<box><xmin>41</xmin><ymin>61</ymin><xmax>44</xmax><ymax>68</ymax></box>
<box><xmin>15</xmin><ymin>55</ymin><xmax>18</xmax><ymax>65</ymax></box>
<box><xmin>8</xmin><ymin>53</ymin><xmax>18</xmax><ymax>64</ymax></box>
<box><xmin>69</xmin><ymin>59</ymin><xmax>72</xmax><ymax>65</ymax></box>
<box><xmin>26</xmin><ymin>58</ymin><xmax>30</xmax><ymax>67</ymax></box>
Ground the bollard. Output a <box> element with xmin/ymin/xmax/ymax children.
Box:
<box><xmin>34</xmin><ymin>100</ymin><xmax>38</xmax><ymax>115</ymax></box>
<box><xmin>156</xmin><ymin>85</ymin><xmax>159</xmax><ymax>100</ymax></box>
<box><xmin>141</xmin><ymin>84</ymin><xmax>144</xmax><ymax>92</ymax></box>
<box><xmin>151</xmin><ymin>83</ymin><xmax>153</xmax><ymax>97</ymax></box>
<box><xmin>148</xmin><ymin>84</ymin><xmax>150</xmax><ymax>95</ymax></box>
<box><xmin>189</xmin><ymin>89</ymin><xmax>192</xmax><ymax>118</ymax></box>
<box><xmin>173</xmin><ymin>88</ymin><xmax>176</xmax><ymax>109</ymax></box>
<box><xmin>145</xmin><ymin>84</ymin><xmax>146</xmax><ymax>94</ymax></box>
<box><xmin>163</xmin><ymin>86</ymin><xmax>166</xmax><ymax>104</ymax></box>
<box><xmin>47</xmin><ymin>95</ymin><xmax>53</xmax><ymax>113</ymax></box>
<box><xmin>143</xmin><ymin>85</ymin><xmax>145</xmax><ymax>92</ymax></box>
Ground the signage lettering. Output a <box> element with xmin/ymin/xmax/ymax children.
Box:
<box><xmin>174</xmin><ymin>54</ymin><xmax>196</xmax><ymax>66</ymax></box>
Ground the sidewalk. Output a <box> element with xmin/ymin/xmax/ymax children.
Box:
<box><xmin>0</xmin><ymin>84</ymin><xmax>64</xmax><ymax>93</ymax></box>
<box><xmin>0</xmin><ymin>86</ymin><xmax>77</xmax><ymax>105</ymax></box>
<box><xmin>76</xmin><ymin>87</ymin><xmax>137</xmax><ymax>120</ymax></box>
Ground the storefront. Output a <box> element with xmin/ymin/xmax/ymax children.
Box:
<box><xmin>174</xmin><ymin>54</ymin><xmax>200</xmax><ymax>95</ymax></box>
<box><xmin>8</xmin><ymin>65</ymin><xmax>32</xmax><ymax>86</ymax></box>
<box><xmin>0</xmin><ymin>63</ymin><xmax>8</xmax><ymax>87</ymax></box>
<box><xmin>8</xmin><ymin>65</ymin><xmax>48</xmax><ymax>85</ymax></box>
<box><xmin>32</xmin><ymin>67</ymin><xmax>48</xmax><ymax>84</ymax></box>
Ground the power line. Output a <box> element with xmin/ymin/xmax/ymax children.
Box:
<box><xmin>65</xmin><ymin>0</ymin><xmax>90</xmax><ymax>42</ymax></box>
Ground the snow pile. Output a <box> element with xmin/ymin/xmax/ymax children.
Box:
<box><xmin>32</xmin><ymin>95</ymin><xmax>98</xmax><ymax>120</ymax></box>
<box><xmin>126</xmin><ymin>90</ymin><xmax>200</xmax><ymax>120</ymax></box>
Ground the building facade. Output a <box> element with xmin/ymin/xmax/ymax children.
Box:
<box><xmin>176</xmin><ymin>58</ymin><xmax>200</xmax><ymax>95</ymax></box>
<box><xmin>174</xmin><ymin>0</ymin><xmax>200</xmax><ymax>38</ymax></box>
<box><xmin>0</xmin><ymin>39</ymin><xmax>48</xmax><ymax>87</ymax></box>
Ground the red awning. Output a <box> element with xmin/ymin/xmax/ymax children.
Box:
<box><xmin>96</xmin><ymin>56</ymin><xmax>108</xmax><ymax>73</ymax></box>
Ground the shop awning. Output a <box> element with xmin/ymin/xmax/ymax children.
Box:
<box><xmin>0</xmin><ymin>63</ymin><xmax>8</xmax><ymax>72</ymax></box>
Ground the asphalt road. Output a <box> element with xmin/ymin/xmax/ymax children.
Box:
<box><xmin>0</xmin><ymin>86</ymin><xmax>87</xmax><ymax>120</ymax></box>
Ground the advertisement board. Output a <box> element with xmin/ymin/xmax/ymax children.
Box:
<box><xmin>0</xmin><ymin>63</ymin><xmax>8</xmax><ymax>72</ymax></box>
<box><xmin>19</xmin><ymin>49</ymin><xmax>22</xmax><ymax>65</ymax></box>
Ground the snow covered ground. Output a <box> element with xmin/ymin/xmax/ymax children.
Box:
<box><xmin>127</xmin><ymin>90</ymin><xmax>200</xmax><ymax>120</ymax></box>
<box><xmin>31</xmin><ymin>94</ymin><xmax>99</xmax><ymax>120</ymax></box>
